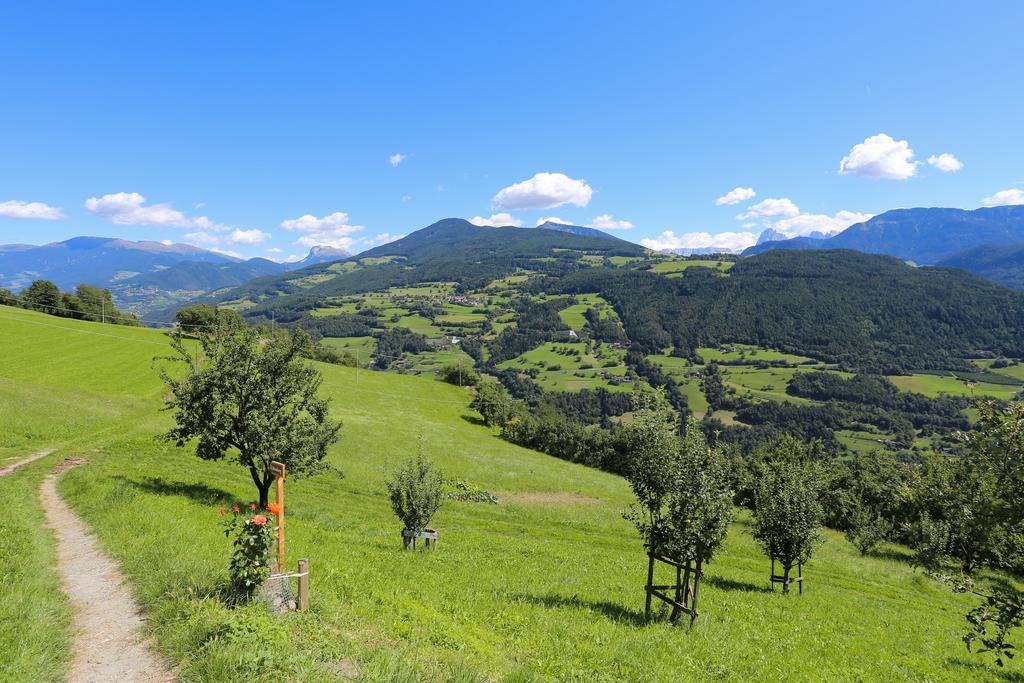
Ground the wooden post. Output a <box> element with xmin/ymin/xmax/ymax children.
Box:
<box><xmin>690</xmin><ymin>559</ymin><xmax>702</xmax><ymax>627</ymax></box>
<box><xmin>644</xmin><ymin>554</ymin><xmax>655</xmax><ymax>619</ymax></box>
<box><xmin>271</xmin><ymin>460</ymin><xmax>286</xmax><ymax>572</ymax></box>
<box><xmin>297</xmin><ymin>558</ymin><xmax>309</xmax><ymax>611</ymax></box>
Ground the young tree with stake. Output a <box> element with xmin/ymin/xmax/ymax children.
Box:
<box><xmin>752</xmin><ymin>436</ymin><xmax>823</xmax><ymax>593</ymax></box>
<box><xmin>159</xmin><ymin>325</ymin><xmax>341</xmax><ymax>507</ymax></box>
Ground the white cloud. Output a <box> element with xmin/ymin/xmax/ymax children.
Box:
<box><xmin>772</xmin><ymin>210</ymin><xmax>873</xmax><ymax>238</ymax></box>
<box><xmin>227</xmin><ymin>229</ymin><xmax>271</xmax><ymax>245</ymax></box>
<box><xmin>265</xmin><ymin>247</ymin><xmax>283</xmax><ymax>253</ymax></box>
<box><xmin>367</xmin><ymin>232</ymin><xmax>405</xmax><ymax>246</ymax></box>
<box><xmin>641</xmin><ymin>230</ymin><xmax>758</xmax><ymax>253</ymax></box>
<box><xmin>715</xmin><ymin>187</ymin><xmax>756</xmax><ymax>206</ymax></box>
<box><xmin>279</xmin><ymin>211</ymin><xmax>365</xmax><ymax>249</ymax></box>
<box><xmin>282</xmin><ymin>254</ymin><xmax>304</xmax><ymax>263</ymax></box>
<box><xmin>927</xmin><ymin>153</ymin><xmax>963</xmax><ymax>173</ymax></box>
<box><xmin>470</xmin><ymin>213</ymin><xmax>522</xmax><ymax>227</ymax></box>
<box><xmin>85</xmin><ymin>191</ymin><xmax>230</xmax><ymax>230</ymax></box>
<box><xmin>160</xmin><ymin>239</ymin><xmax>174</xmax><ymax>246</ymax></box>
<box><xmin>492</xmin><ymin>172</ymin><xmax>592</xmax><ymax>210</ymax></box>
<box><xmin>982</xmin><ymin>189</ymin><xmax>1024</xmax><ymax>207</ymax></box>
<box><xmin>0</xmin><ymin>199</ymin><xmax>66</xmax><ymax>220</ymax></box>
<box><xmin>401</xmin><ymin>195</ymin><xmax>412</xmax><ymax>203</ymax></box>
<box><xmin>536</xmin><ymin>216</ymin><xmax>571</xmax><ymax>226</ymax></box>
<box><xmin>838</xmin><ymin>133</ymin><xmax>919</xmax><ymax>179</ymax></box>
<box><xmin>588</xmin><ymin>214</ymin><xmax>634</xmax><ymax>230</ymax></box>
<box><xmin>737</xmin><ymin>197</ymin><xmax>800</xmax><ymax>221</ymax></box>
<box><xmin>389</xmin><ymin>153</ymin><xmax>407</xmax><ymax>167</ymax></box>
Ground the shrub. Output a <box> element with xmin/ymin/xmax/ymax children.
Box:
<box><xmin>844</xmin><ymin>503</ymin><xmax>892</xmax><ymax>556</ymax></box>
<box><xmin>219</xmin><ymin>503</ymin><xmax>278</xmax><ymax>599</ymax></box>
<box><xmin>440</xmin><ymin>362</ymin><xmax>479</xmax><ymax>387</ymax></box>
<box><xmin>386</xmin><ymin>438</ymin><xmax>444</xmax><ymax>533</ymax></box>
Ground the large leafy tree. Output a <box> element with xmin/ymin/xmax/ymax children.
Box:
<box><xmin>160</xmin><ymin>325</ymin><xmax>341</xmax><ymax>506</ymax></box>
<box><xmin>22</xmin><ymin>279</ymin><xmax>61</xmax><ymax>313</ymax></box>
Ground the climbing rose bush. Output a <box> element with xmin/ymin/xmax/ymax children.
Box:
<box><xmin>219</xmin><ymin>503</ymin><xmax>278</xmax><ymax>599</ymax></box>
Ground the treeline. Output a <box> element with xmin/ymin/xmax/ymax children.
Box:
<box><xmin>553</xmin><ymin>250</ymin><xmax>1024</xmax><ymax>372</ymax></box>
<box><xmin>0</xmin><ymin>280</ymin><xmax>139</xmax><ymax>326</ymax></box>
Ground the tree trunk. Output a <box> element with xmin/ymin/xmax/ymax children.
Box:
<box><xmin>782</xmin><ymin>562</ymin><xmax>792</xmax><ymax>595</ymax></box>
<box><xmin>250</xmin><ymin>465</ymin><xmax>271</xmax><ymax>507</ymax></box>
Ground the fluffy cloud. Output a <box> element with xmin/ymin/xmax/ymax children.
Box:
<box><xmin>0</xmin><ymin>199</ymin><xmax>66</xmax><ymax>220</ymax></box>
<box><xmin>85</xmin><ymin>191</ymin><xmax>228</xmax><ymax>229</ymax></box>
<box><xmin>927</xmin><ymin>153</ymin><xmax>963</xmax><ymax>172</ymax></box>
<box><xmin>227</xmin><ymin>229</ymin><xmax>271</xmax><ymax>245</ymax></box>
<box><xmin>279</xmin><ymin>211</ymin><xmax>365</xmax><ymax>249</ymax></box>
<box><xmin>737</xmin><ymin>197</ymin><xmax>800</xmax><ymax>220</ymax></box>
<box><xmin>470</xmin><ymin>213</ymin><xmax>522</xmax><ymax>227</ymax></box>
<box><xmin>641</xmin><ymin>230</ymin><xmax>759</xmax><ymax>253</ymax></box>
<box><xmin>715</xmin><ymin>187</ymin><xmax>756</xmax><ymax>206</ymax></box>
<box><xmin>265</xmin><ymin>247</ymin><xmax>284</xmax><ymax>253</ymax></box>
<box><xmin>492</xmin><ymin>172</ymin><xmax>592</xmax><ymax>210</ymax></box>
<box><xmin>389</xmin><ymin>153</ymin><xmax>407</xmax><ymax>167</ymax></box>
<box><xmin>588</xmin><ymin>214</ymin><xmax>634</xmax><ymax>230</ymax></box>
<box><xmin>772</xmin><ymin>210</ymin><xmax>873</xmax><ymax>238</ymax></box>
<box><xmin>982</xmin><ymin>189</ymin><xmax>1024</xmax><ymax>207</ymax></box>
<box><xmin>535</xmin><ymin>216</ymin><xmax>571</xmax><ymax>226</ymax></box>
<box><xmin>838</xmin><ymin>133</ymin><xmax>919</xmax><ymax>179</ymax></box>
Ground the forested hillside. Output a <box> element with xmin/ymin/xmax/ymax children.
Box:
<box><xmin>555</xmin><ymin>249</ymin><xmax>1024</xmax><ymax>371</ymax></box>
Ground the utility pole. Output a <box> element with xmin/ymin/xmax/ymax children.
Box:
<box><xmin>101</xmin><ymin>299</ymin><xmax>105</xmax><ymax>324</ymax></box>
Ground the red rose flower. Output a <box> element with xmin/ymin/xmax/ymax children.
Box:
<box><xmin>232</xmin><ymin>505</ymin><xmax>240</xmax><ymax>512</ymax></box>
<box><xmin>250</xmin><ymin>503</ymin><xmax>257</xmax><ymax>510</ymax></box>
<box><xmin>252</xmin><ymin>514</ymin><xmax>268</xmax><ymax>526</ymax></box>
<box><xmin>219</xmin><ymin>507</ymin><xmax>226</xmax><ymax>516</ymax></box>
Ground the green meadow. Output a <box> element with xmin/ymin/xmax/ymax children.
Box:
<box><xmin>0</xmin><ymin>305</ymin><xmax>1020</xmax><ymax>681</ymax></box>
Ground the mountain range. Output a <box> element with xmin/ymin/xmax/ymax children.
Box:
<box><xmin>744</xmin><ymin>205</ymin><xmax>1024</xmax><ymax>265</ymax></box>
<box><xmin>0</xmin><ymin>237</ymin><xmax>349</xmax><ymax>315</ymax></box>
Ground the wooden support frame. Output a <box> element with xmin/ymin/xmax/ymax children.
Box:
<box><xmin>770</xmin><ymin>558</ymin><xmax>804</xmax><ymax>594</ymax></box>
<box><xmin>644</xmin><ymin>553</ymin><xmax>701</xmax><ymax>626</ymax></box>
<box><xmin>402</xmin><ymin>528</ymin><xmax>438</xmax><ymax>550</ymax></box>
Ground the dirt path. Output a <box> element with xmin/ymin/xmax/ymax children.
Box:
<box><xmin>40</xmin><ymin>464</ymin><xmax>174</xmax><ymax>682</ymax></box>
<box><xmin>0</xmin><ymin>448</ymin><xmax>55</xmax><ymax>476</ymax></box>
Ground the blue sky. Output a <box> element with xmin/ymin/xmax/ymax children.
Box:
<box><xmin>2</xmin><ymin>1</ymin><xmax>1023</xmax><ymax>259</ymax></box>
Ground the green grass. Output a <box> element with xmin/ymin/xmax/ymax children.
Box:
<box><xmin>887</xmin><ymin>372</ymin><xmax>1021</xmax><ymax>400</ymax></box>
<box><xmin>975</xmin><ymin>359</ymin><xmax>1024</xmax><ymax>381</ymax></box>
<box><xmin>0</xmin><ymin>459</ymin><xmax>73</xmax><ymax>682</ymax></box>
<box><xmin>0</xmin><ymin>306</ymin><xmax>1021</xmax><ymax>681</ymax></box>
<box><xmin>497</xmin><ymin>342</ymin><xmax>633</xmax><ymax>393</ymax></box>
<box><xmin>650</xmin><ymin>259</ymin><xmax>734</xmax><ymax>276</ymax></box>
<box><xmin>697</xmin><ymin>345</ymin><xmax>815</xmax><ymax>365</ymax></box>
<box><xmin>556</xmin><ymin>294</ymin><xmax>616</xmax><ymax>330</ymax></box>
<box><xmin>318</xmin><ymin>336</ymin><xmax>377</xmax><ymax>357</ymax></box>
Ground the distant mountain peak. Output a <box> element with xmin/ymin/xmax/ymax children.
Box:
<box><xmin>756</xmin><ymin>228</ymin><xmax>787</xmax><ymax>245</ymax></box>
<box><xmin>295</xmin><ymin>245</ymin><xmax>351</xmax><ymax>267</ymax></box>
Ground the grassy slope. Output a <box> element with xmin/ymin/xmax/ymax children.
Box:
<box><xmin>0</xmin><ymin>306</ymin><xmax>1019</xmax><ymax>681</ymax></box>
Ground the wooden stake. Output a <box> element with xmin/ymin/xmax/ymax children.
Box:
<box><xmin>297</xmin><ymin>558</ymin><xmax>309</xmax><ymax>611</ymax></box>
<box><xmin>271</xmin><ymin>460</ymin><xmax>286</xmax><ymax>572</ymax></box>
